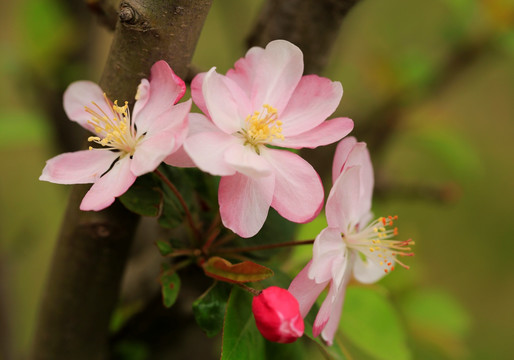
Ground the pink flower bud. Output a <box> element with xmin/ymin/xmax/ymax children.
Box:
<box><xmin>252</xmin><ymin>286</ymin><xmax>304</xmax><ymax>343</ymax></box>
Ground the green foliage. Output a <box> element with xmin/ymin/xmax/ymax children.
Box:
<box><xmin>222</xmin><ymin>287</ymin><xmax>266</xmax><ymax>360</ymax></box>
<box><xmin>155</xmin><ymin>239</ymin><xmax>174</xmax><ymax>256</ymax></box>
<box><xmin>202</xmin><ymin>256</ymin><xmax>274</xmax><ymax>284</ymax></box>
<box><xmin>401</xmin><ymin>289</ymin><xmax>470</xmax><ymax>359</ymax></box>
<box><xmin>119</xmin><ymin>174</ymin><xmax>163</xmax><ymax>217</ymax></box>
<box><xmin>339</xmin><ymin>287</ymin><xmax>411</xmax><ymax>360</ymax></box>
<box><xmin>113</xmin><ymin>341</ymin><xmax>149</xmax><ymax>360</ymax></box>
<box><xmin>159</xmin><ymin>264</ymin><xmax>181</xmax><ymax>308</ymax></box>
<box><xmin>192</xmin><ymin>281</ymin><xmax>232</xmax><ymax>337</ymax></box>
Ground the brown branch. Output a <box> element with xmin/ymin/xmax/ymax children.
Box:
<box><xmin>30</xmin><ymin>1</ymin><xmax>213</xmax><ymax>359</ymax></box>
<box><xmin>247</xmin><ymin>0</ymin><xmax>362</xmax><ymax>74</ymax></box>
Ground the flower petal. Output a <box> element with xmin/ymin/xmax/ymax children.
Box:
<box><xmin>249</xmin><ymin>40</ymin><xmax>304</xmax><ymax>113</ymax></box>
<box><xmin>132</xmin><ymin>61</ymin><xmax>186</xmax><ymax>134</ymax></box>
<box><xmin>263</xmin><ymin>149</ymin><xmax>323</xmax><ymax>223</ymax></box>
<box><xmin>272</xmin><ymin>117</ymin><xmax>353</xmax><ymax>149</ymax></box>
<box><xmin>203</xmin><ymin>68</ymin><xmax>252</xmax><ymax>134</ymax></box>
<box><xmin>288</xmin><ymin>261</ymin><xmax>328</xmax><ymax>318</ymax></box>
<box><xmin>191</xmin><ymin>72</ymin><xmax>209</xmax><ymax>118</ymax></box>
<box><xmin>63</xmin><ymin>81</ymin><xmax>110</xmax><ymax>133</ymax></box>
<box><xmin>226</xmin><ymin>46</ymin><xmax>264</xmax><ymax>98</ymax></box>
<box><xmin>312</xmin><ymin>281</ymin><xmax>338</xmax><ymax>338</ymax></box>
<box><xmin>40</xmin><ymin>150</ymin><xmax>119</xmax><ymax>184</ymax></box>
<box><xmin>326</xmin><ymin>165</ymin><xmax>362</xmax><ymax>231</ymax></box>
<box><xmin>280</xmin><ymin>75</ymin><xmax>343</xmax><ymax>136</ymax></box>
<box><xmin>352</xmin><ymin>252</ymin><xmax>388</xmax><ymax>284</ymax></box>
<box><xmin>184</xmin><ymin>130</ymin><xmax>238</xmax><ymax>176</ymax></box>
<box><xmin>224</xmin><ymin>144</ymin><xmax>272</xmax><ymax>178</ymax></box>
<box><xmin>332</xmin><ymin>137</ymin><xmax>357</xmax><ymax>184</ymax></box>
<box><xmin>130</xmin><ymin>100</ymin><xmax>191</xmax><ymax>176</ymax></box>
<box><xmin>218</xmin><ymin>172</ymin><xmax>275</xmax><ymax>238</ymax></box>
<box><xmin>321</xmin><ymin>282</ymin><xmax>348</xmax><ymax>346</ymax></box>
<box><xmin>80</xmin><ymin>156</ymin><xmax>136</xmax><ymax>211</ymax></box>
<box><xmin>310</xmin><ymin>228</ymin><xmax>346</xmax><ymax>284</ymax></box>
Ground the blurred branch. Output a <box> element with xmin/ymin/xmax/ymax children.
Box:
<box><xmin>247</xmin><ymin>0</ymin><xmax>362</xmax><ymax>74</ymax></box>
<box><xmin>86</xmin><ymin>0</ymin><xmax>120</xmax><ymax>30</ymax></box>
<box><xmin>30</xmin><ymin>1</ymin><xmax>213</xmax><ymax>359</ymax></box>
<box><xmin>0</xmin><ymin>256</ymin><xmax>12</xmax><ymax>360</ymax></box>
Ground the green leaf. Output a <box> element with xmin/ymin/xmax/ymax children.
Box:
<box><xmin>159</xmin><ymin>265</ymin><xmax>181</xmax><ymax>308</ymax></box>
<box><xmin>155</xmin><ymin>239</ymin><xmax>174</xmax><ymax>256</ymax></box>
<box><xmin>119</xmin><ymin>174</ymin><xmax>163</xmax><ymax>217</ymax></box>
<box><xmin>340</xmin><ymin>287</ymin><xmax>410</xmax><ymax>360</ymax></box>
<box><xmin>193</xmin><ymin>281</ymin><xmax>232</xmax><ymax>337</ymax></box>
<box><xmin>203</xmin><ymin>256</ymin><xmax>274</xmax><ymax>284</ymax></box>
<box><xmin>221</xmin><ymin>287</ymin><xmax>265</xmax><ymax>360</ymax></box>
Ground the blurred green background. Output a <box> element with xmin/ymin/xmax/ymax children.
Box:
<box><xmin>1</xmin><ymin>0</ymin><xmax>513</xmax><ymax>359</ymax></box>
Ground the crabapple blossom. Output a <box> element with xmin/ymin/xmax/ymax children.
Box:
<box><xmin>166</xmin><ymin>40</ymin><xmax>353</xmax><ymax>237</ymax></box>
<box><xmin>40</xmin><ymin>61</ymin><xmax>191</xmax><ymax>211</ymax></box>
<box><xmin>288</xmin><ymin>137</ymin><xmax>414</xmax><ymax>345</ymax></box>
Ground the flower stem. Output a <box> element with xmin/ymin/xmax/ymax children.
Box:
<box><xmin>216</xmin><ymin>239</ymin><xmax>314</xmax><ymax>255</ymax></box>
<box><xmin>154</xmin><ymin>169</ymin><xmax>201</xmax><ymax>240</ymax></box>
<box><xmin>236</xmin><ymin>282</ymin><xmax>262</xmax><ymax>297</ymax></box>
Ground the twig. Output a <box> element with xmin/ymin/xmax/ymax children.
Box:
<box><xmin>216</xmin><ymin>239</ymin><xmax>315</xmax><ymax>255</ymax></box>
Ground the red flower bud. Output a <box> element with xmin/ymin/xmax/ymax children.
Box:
<box><xmin>252</xmin><ymin>286</ymin><xmax>304</xmax><ymax>343</ymax></box>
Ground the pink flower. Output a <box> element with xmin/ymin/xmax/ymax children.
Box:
<box><xmin>167</xmin><ymin>40</ymin><xmax>353</xmax><ymax>237</ymax></box>
<box><xmin>40</xmin><ymin>61</ymin><xmax>191</xmax><ymax>211</ymax></box>
<box><xmin>288</xmin><ymin>137</ymin><xmax>414</xmax><ymax>345</ymax></box>
<box><xmin>252</xmin><ymin>286</ymin><xmax>304</xmax><ymax>343</ymax></box>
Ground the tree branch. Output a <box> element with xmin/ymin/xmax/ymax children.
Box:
<box><xmin>30</xmin><ymin>1</ymin><xmax>213</xmax><ymax>359</ymax></box>
<box><xmin>247</xmin><ymin>0</ymin><xmax>362</xmax><ymax>74</ymax></box>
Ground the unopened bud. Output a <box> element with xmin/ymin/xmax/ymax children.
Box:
<box><xmin>252</xmin><ymin>286</ymin><xmax>304</xmax><ymax>343</ymax></box>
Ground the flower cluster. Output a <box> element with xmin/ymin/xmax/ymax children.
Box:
<box><xmin>40</xmin><ymin>40</ymin><xmax>412</xmax><ymax>346</ymax></box>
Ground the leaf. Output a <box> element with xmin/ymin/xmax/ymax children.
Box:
<box><xmin>193</xmin><ymin>281</ymin><xmax>232</xmax><ymax>337</ymax></box>
<box><xmin>119</xmin><ymin>174</ymin><xmax>163</xmax><ymax>217</ymax></box>
<box><xmin>155</xmin><ymin>239</ymin><xmax>174</xmax><ymax>256</ymax></box>
<box><xmin>202</xmin><ymin>256</ymin><xmax>274</xmax><ymax>284</ymax></box>
<box><xmin>159</xmin><ymin>265</ymin><xmax>181</xmax><ymax>308</ymax></box>
<box><xmin>340</xmin><ymin>287</ymin><xmax>411</xmax><ymax>360</ymax></box>
<box><xmin>221</xmin><ymin>287</ymin><xmax>266</xmax><ymax>360</ymax></box>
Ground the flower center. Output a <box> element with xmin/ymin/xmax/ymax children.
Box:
<box><xmin>239</xmin><ymin>104</ymin><xmax>284</xmax><ymax>153</ymax></box>
<box><xmin>344</xmin><ymin>215</ymin><xmax>414</xmax><ymax>273</ymax></box>
<box><xmin>85</xmin><ymin>94</ymin><xmax>138</xmax><ymax>155</ymax></box>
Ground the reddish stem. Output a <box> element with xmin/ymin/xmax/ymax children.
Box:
<box><xmin>216</xmin><ymin>239</ymin><xmax>315</xmax><ymax>255</ymax></box>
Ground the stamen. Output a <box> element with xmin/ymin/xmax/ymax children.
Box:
<box><xmin>240</xmin><ymin>104</ymin><xmax>284</xmax><ymax>150</ymax></box>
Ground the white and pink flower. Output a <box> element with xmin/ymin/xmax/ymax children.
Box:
<box><xmin>288</xmin><ymin>137</ymin><xmax>414</xmax><ymax>345</ymax></box>
<box><xmin>40</xmin><ymin>61</ymin><xmax>191</xmax><ymax>211</ymax></box>
<box><xmin>167</xmin><ymin>40</ymin><xmax>353</xmax><ymax>237</ymax></box>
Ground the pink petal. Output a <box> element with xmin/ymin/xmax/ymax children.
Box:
<box><xmin>202</xmin><ymin>68</ymin><xmax>252</xmax><ymax>134</ymax></box>
<box><xmin>80</xmin><ymin>156</ymin><xmax>136</xmax><ymax>211</ymax></box>
<box><xmin>263</xmin><ymin>149</ymin><xmax>323</xmax><ymax>223</ymax></box>
<box><xmin>272</xmin><ymin>117</ymin><xmax>353</xmax><ymax>149</ymax></box>
<box><xmin>249</xmin><ymin>40</ymin><xmax>304</xmax><ymax>113</ymax></box>
<box><xmin>131</xmin><ymin>100</ymin><xmax>191</xmax><ymax>176</ymax></box>
<box><xmin>164</xmin><ymin>113</ymin><xmax>217</xmax><ymax>168</ymax></box>
<box><xmin>352</xmin><ymin>252</ymin><xmax>387</xmax><ymax>284</ymax></box>
<box><xmin>40</xmin><ymin>150</ymin><xmax>119</xmax><ymax>184</ymax></box>
<box><xmin>184</xmin><ymin>131</ymin><xmax>238</xmax><ymax>176</ymax></box>
<box><xmin>279</xmin><ymin>75</ymin><xmax>343</xmax><ymax>136</ymax></box>
<box><xmin>332</xmin><ymin>137</ymin><xmax>357</xmax><ymax>184</ymax></box>
<box><xmin>63</xmin><ymin>81</ymin><xmax>110</xmax><ymax>133</ymax></box>
<box><xmin>321</xmin><ymin>283</ymin><xmax>348</xmax><ymax>345</ymax></box>
<box><xmin>312</xmin><ymin>282</ymin><xmax>338</xmax><ymax>338</ymax></box>
<box><xmin>218</xmin><ymin>172</ymin><xmax>275</xmax><ymax>238</ymax></box>
<box><xmin>310</xmin><ymin>228</ymin><xmax>346</xmax><ymax>284</ymax></box>
<box><xmin>191</xmin><ymin>72</ymin><xmax>209</xmax><ymax>118</ymax></box>
<box><xmin>223</xmin><ymin>143</ymin><xmax>272</xmax><ymax>178</ymax></box>
<box><xmin>288</xmin><ymin>261</ymin><xmax>328</xmax><ymax>318</ymax></box>
<box><xmin>132</xmin><ymin>61</ymin><xmax>186</xmax><ymax>134</ymax></box>
<box><xmin>226</xmin><ymin>46</ymin><xmax>265</xmax><ymax>98</ymax></box>
<box><xmin>326</xmin><ymin>166</ymin><xmax>362</xmax><ymax>232</ymax></box>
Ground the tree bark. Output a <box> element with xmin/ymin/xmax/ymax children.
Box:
<box><xmin>247</xmin><ymin>0</ymin><xmax>362</xmax><ymax>74</ymax></box>
<box><xmin>30</xmin><ymin>1</ymin><xmax>212</xmax><ymax>359</ymax></box>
